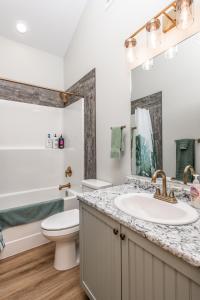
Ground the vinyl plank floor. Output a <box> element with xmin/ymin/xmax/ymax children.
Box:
<box><xmin>0</xmin><ymin>243</ymin><xmax>88</xmax><ymax>300</ymax></box>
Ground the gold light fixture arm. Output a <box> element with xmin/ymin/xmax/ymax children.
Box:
<box><xmin>125</xmin><ymin>1</ymin><xmax>176</xmax><ymax>42</ymax></box>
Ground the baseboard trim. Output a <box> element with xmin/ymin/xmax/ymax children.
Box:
<box><xmin>0</xmin><ymin>232</ymin><xmax>49</xmax><ymax>260</ymax></box>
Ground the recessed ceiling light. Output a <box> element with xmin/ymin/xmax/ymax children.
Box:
<box><xmin>16</xmin><ymin>21</ymin><xmax>27</xmax><ymax>33</ymax></box>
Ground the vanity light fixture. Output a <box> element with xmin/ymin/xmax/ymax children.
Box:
<box><xmin>125</xmin><ymin>38</ymin><xmax>137</xmax><ymax>65</ymax></box>
<box><xmin>142</xmin><ymin>59</ymin><xmax>154</xmax><ymax>71</ymax></box>
<box><xmin>16</xmin><ymin>21</ymin><xmax>27</xmax><ymax>33</ymax></box>
<box><xmin>176</xmin><ymin>0</ymin><xmax>194</xmax><ymax>30</ymax></box>
<box><xmin>164</xmin><ymin>45</ymin><xmax>178</xmax><ymax>59</ymax></box>
<box><xmin>146</xmin><ymin>18</ymin><xmax>161</xmax><ymax>49</ymax></box>
<box><xmin>124</xmin><ymin>1</ymin><xmax>195</xmax><ymax>66</ymax></box>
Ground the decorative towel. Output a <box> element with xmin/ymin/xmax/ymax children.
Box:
<box><xmin>0</xmin><ymin>198</ymin><xmax>64</xmax><ymax>251</ymax></box>
<box><xmin>111</xmin><ymin>127</ymin><xmax>125</xmax><ymax>159</ymax></box>
<box><xmin>0</xmin><ymin>231</ymin><xmax>5</xmax><ymax>251</ymax></box>
<box><xmin>176</xmin><ymin>139</ymin><xmax>195</xmax><ymax>181</ymax></box>
<box><xmin>131</xmin><ymin>128</ymin><xmax>136</xmax><ymax>174</ymax></box>
<box><xmin>135</xmin><ymin>108</ymin><xmax>157</xmax><ymax>177</ymax></box>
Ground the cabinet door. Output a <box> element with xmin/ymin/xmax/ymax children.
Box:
<box><xmin>121</xmin><ymin>225</ymin><xmax>200</xmax><ymax>300</ymax></box>
<box><xmin>80</xmin><ymin>203</ymin><xmax>121</xmax><ymax>300</ymax></box>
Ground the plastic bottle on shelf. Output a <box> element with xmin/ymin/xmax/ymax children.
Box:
<box><xmin>58</xmin><ymin>134</ymin><xmax>65</xmax><ymax>149</ymax></box>
<box><xmin>46</xmin><ymin>133</ymin><xmax>53</xmax><ymax>148</ymax></box>
<box><xmin>53</xmin><ymin>134</ymin><xmax>59</xmax><ymax>149</ymax></box>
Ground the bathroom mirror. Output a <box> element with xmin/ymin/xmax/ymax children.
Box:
<box><xmin>130</xmin><ymin>31</ymin><xmax>200</xmax><ymax>182</ymax></box>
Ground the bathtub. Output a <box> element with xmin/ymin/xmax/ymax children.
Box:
<box><xmin>0</xmin><ymin>185</ymin><xmax>82</xmax><ymax>260</ymax></box>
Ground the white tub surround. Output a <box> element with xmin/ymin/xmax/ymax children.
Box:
<box><xmin>0</xmin><ymin>99</ymin><xmax>84</xmax><ymax>195</ymax></box>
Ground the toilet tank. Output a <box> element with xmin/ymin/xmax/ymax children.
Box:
<box><xmin>81</xmin><ymin>179</ymin><xmax>112</xmax><ymax>192</ymax></box>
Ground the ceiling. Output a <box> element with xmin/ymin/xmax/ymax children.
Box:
<box><xmin>0</xmin><ymin>0</ymin><xmax>87</xmax><ymax>57</ymax></box>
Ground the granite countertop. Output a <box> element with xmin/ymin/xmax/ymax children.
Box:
<box><xmin>78</xmin><ymin>178</ymin><xmax>200</xmax><ymax>268</ymax></box>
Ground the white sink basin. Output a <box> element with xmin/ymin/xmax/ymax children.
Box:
<box><xmin>114</xmin><ymin>193</ymin><xmax>199</xmax><ymax>225</ymax></box>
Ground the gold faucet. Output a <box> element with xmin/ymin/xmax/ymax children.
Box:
<box><xmin>152</xmin><ymin>170</ymin><xmax>177</xmax><ymax>204</ymax></box>
<box><xmin>59</xmin><ymin>183</ymin><xmax>71</xmax><ymax>190</ymax></box>
<box><xmin>183</xmin><ymin>165</ymin><xmax>195</xmax><ymax>185</ymax></box>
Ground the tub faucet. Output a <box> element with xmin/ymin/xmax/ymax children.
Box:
<box><xmin>152</xmin><ymin>170</ymin><xmax>177</xmax><ymax>204</ymax></box>
<box><xmin>183</xmin><ymin>165</ymin><xmax>195</xmax><ymax>185</ymax></box>
<box><xmin>59</xmin><ymin>183</ymin><xmax>71</xmax><ymax>190</ymax></box>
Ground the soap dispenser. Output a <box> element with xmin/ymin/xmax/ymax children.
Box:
<box><xmin>190</xmin><ymin>175</ymin><xmax>200</xmax><ymax>208</ymax></box>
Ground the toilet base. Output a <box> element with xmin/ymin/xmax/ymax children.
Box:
<box><xmin>54</xmin><ymin>239</ymin><xmax>79</xmax><ymax>271</ymax></box>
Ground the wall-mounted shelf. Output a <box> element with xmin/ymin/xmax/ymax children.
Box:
<box><xmin>0</xmin><ymin>147</ymin><xmax>66</xmax><ymax>150</ymax></box>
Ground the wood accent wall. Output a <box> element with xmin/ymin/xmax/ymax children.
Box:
<box><xmin>66</xmin><ymin>69</ymin><xmax>96</xmax><ymax>180</ymax></box>
<box><xmin>0</xmin><ymin>79</ymin><xmax>64</xmax><ymax>108</ymax></box>
<box><xmin>131</xmin><ymin>91</ymin><xmax>163</xmax><ymax>170</ymax></box>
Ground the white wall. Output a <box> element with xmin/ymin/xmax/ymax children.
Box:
<box><xmin>62</xmin><ymin>99</ymin><xmax>84</xmax><ymax>186</ymax></box>
<box><xmin>63</xmin><ymin>0</ymin><xmax>200</xmax><ymax>184</ymax></box>
<box><xmin>0</xmin><ymin>35</ymin><xmax>64</xmax><ymax>90</ymax></box>
<box><xmin>131</xmin><ymin>34</ymin><xmax>200</xmax><ymax>178</ymax></box>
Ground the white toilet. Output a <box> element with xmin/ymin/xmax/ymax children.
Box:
<box><xmin>41</xmin><ymin>179</ymin><xmax>112</xmax><ymax>271</ymax></box>
<box><xmin>41</xmin><ymin>209</ymin><xmax>79</xmax><ymax>271</ymax></box>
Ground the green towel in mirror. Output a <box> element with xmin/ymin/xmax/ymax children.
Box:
<box><xmin>111</xmin><ymin>127</ymin><xmax>124</xmax><ymax>159</ymax></box>
<box><xmin>176</xmin><ymin>139</ymin><xmax>195</xmax><ymax>181</ymax></box>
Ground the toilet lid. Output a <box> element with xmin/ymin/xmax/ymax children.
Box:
<box><xmin>81</xmin><ymin>179</ymin><xmax>112</xmax><ymax>189</ymax></box>
<box><xmin>41</xmin><ymin>209</ymin><xmax>79</xmax><ymax>230</ymax></box>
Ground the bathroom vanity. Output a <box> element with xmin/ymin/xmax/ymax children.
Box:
<box><xmin>79</xmin><ymin>180</ymin><xmax>200</xmax><ymax>300</ymax></box>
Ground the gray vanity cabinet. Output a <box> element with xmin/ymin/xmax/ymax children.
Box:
<box><xmin>80</xmin><ymin>202</ymin><xmax>200</xmax><ymax>300</ymax></box>
<box><xmin>121</xmin><ymin>226</ymin><xmax>200</xmax><ymax>300</ymax></box>
<box><xmin>80</xmin><ymin>202</ymin><xmax>121</xmax><ymax>300</ymax></box>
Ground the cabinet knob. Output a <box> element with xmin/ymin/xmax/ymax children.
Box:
<box><xmin>120</xmin><ymin>233</ymin><xmax>126</xmax><ymax>240</ymax></box>
<box><xmin>113</xmin><ymin>228</ymin><xmax>119</xmax><ymax>235</ymax></box>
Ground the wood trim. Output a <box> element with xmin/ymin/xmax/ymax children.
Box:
<box><xmin>66</xmin><ymin>69</ymin><xmax>96</xmax><ymax>179</ymax></box>
<box><xmin>0</xmin><ymin>76</ymin><xmax>63</xmax><ymax>93</ymax></box>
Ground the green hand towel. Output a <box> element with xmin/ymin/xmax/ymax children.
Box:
<box><xmin>176</xmin><ymin>139</ymin><xmax>195</xmax><ymax>181</ymax></box>
<box><xmin>111</xmin><ymin>127</ymin><xmax>124</xmax><ymax>159</ymax></box>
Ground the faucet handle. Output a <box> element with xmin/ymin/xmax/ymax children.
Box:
<box><xmin>168</xmin><ymin>189</ymin><xmax>177</xmax><ymax>203</ymax></box>
<box><xmin>155</xmin><ymin>187</ymin><xmax>161</xmax><ymax>196</ymax></box>
<box><xmin>169</xmin><ymin>189</ymin><xmax>175</xmax><ymax>198</ymax></box>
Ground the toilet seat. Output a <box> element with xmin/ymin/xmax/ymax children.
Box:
<box><xmin>42</xmin><ymin>225</ymin><xmax>79</xmax><ymax>237</ymax></box>
<box><xmin>41</xmin><ymin>209</ymin><xmax>79</xmax><ymax>234</ymax></box>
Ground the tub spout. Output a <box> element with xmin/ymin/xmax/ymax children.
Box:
<box><xmin>59</xmin><ymin>183</ymin><xmax>71</xmax><ymax>190</ymax></box>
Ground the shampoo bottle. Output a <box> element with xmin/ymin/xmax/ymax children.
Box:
<box><xmin>190</xmin><ymin>175</ymin><xmax>200</xmax><ymax>208</ymax></box>
<box><xmin>46</xmin><ymin>133</ymin><xmax>53</xmax><ymax>148</ymax></box>
<box><xmin>53</xmin><ymin>134</ymin><xmax>59</xmax><ymax>149</ymax></box>
<box><xmin>59</xmin><ymin>134</ymin><xmax>64</xmax><ymax>149</ymax></box>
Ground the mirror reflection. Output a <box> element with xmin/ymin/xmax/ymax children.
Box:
<box><xmin>131</xmin><ymin>32</ymin><xmax>200</xmax><ymax>182</ymax></box>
